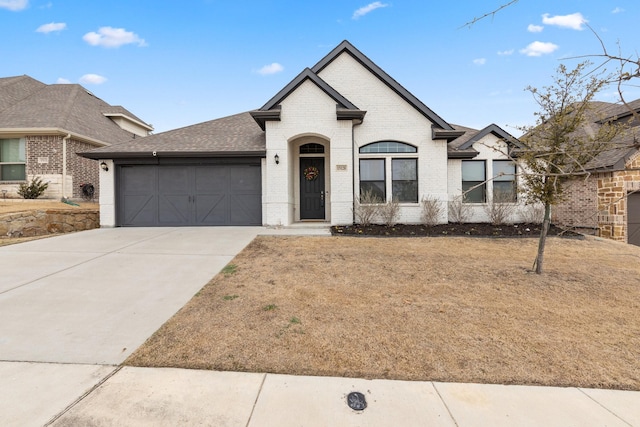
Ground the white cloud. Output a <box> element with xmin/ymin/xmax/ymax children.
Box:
<box><xmin>56</xmin><ymin>78</ymin><xmax>71</xmax><ymax>84</ymax></box>
<box><xmin>527</xmin><ymin>24</ymin><xmax>544</xmax><ymax>33</ymax></box>
<box><xmin>542</xmin><ymin>12</ymin><xmax>587</xmax><ymax>30</ymax></box>
<box><xmin>520</xmin><ymin>41</ymin><xmax>559</xmax><ymax>57</ymax></box>
<box><xmin>79</xmin><ymin>74</ymin><xmax>107</xmax><ymax>85</ymax></box>
<box><xmin>83</xmin><ymin>27</ymin><xmax>147</xmax><ymax>48</ymax></box>
<box><xmin>36</xmin><ymin>22</ymin><xmax>66</xmax><ymax>33</ymax></box>
<box><xmin>352</xmin><ymin>1</ymin><xmax>389</xmax><ymax>19</ymax></box>
<box><xmin>497</xmin><ymin>49</ymin><xmax>514</xmax><ymax>56</ymax></box>
<box><xmin>611</xmin><ymin>7</ymin><xmax>624</xmax><ymax>14</ymax></box>
<box><xmin>473</xmin><ymin>58</ymin><xmax>486</xmax><ymax>65</ymax></box>
<box><xmin>0</xmin><ymin>0</ymin><xmax>28</xmax><ymax>11</ymax></box>
<box><xmin>256</xmin><ymin>63</ymin><xmax>284</xmax><ymax>75</ymax></box>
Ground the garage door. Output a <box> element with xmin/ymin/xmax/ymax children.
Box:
<box><xmin>629</xmin><ymin>192</ymin><xmax>640</xmax><ymax>247</ymax></box>
<box><xmin>117</xmin><ymin>163</ymin><xmax>262</xmax><ymax>226</ymax></box>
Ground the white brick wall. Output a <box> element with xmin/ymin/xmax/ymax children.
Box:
<box><xmin>98</xmin><ymin>159</ymin><xmax>115</xmax><ymax>226</ymax></box>
<box><xmin>319</xmin><ymin>52</ymin><xmax>449</xmax><ymax>224</ymax></box>
<box><xmin>447</xmin><ymin>134</ymin><xmax>531</xmax><ymax>223</ymax></box>
<box><xmin>263</xmin><ymin>80</ymin><xmax>353</xmax><ymax>226</ymax></box>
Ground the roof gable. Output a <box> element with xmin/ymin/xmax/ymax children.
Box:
<box><xmin>311</xmin><ymin>40</ymin><xmax>454</xmax><ymax>131</ymax></box>
<box><xmin>251</xmin><ymin>68</ymin><xmax>366</xmax><ymax>130</ymax></box>
<box><xmin>455</xmin><ymin>124</ymin><xmax>523</xmax><ymax>151</ymax></box>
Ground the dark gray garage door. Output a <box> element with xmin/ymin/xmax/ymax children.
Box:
<box><xmin>117</xmin><ymin>163</ymin><xmax>262</xmax><ymax>226</ymax></box>
<box><xmin>629</xmin><ymin>192</ymin><xmax>640</xmax><ymax>247</ymax></box>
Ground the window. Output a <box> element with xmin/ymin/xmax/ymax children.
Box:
<box><xmin>359</xmin><ymin>159</ymin><xmax>385</xmax><ymax>201</ymax></box>
<box><xmin>300</xmin><ymin>143</ymin><xmax>325</xmax><ymax>154</ymax></box>
<box><xmin>462</xmin><ymin>160</ymin><xmax>486</xmax><ymax>203</ymax></box>
<box><xmin>0</xmin><ymin>138</ymin><xmax>26</xmax><ymax>181</ymax></box>
<box><xmin>493</xmin><ymin>160</ymin><xmax>517</xmax><ymax>202</ymax></box>
<box><xmin>392</xmin><ymin>159</ymin><xmax>418</xmax><ymax>202</ymax></box>
<box><xmin>359</xmin><ymin>141</ymin><xmax>418</xmax><ymax>203</ymax></box>
<box><xmin>360</xmin><ymin>141</ymin><xmax>417</xmax><ymax>153</ymax></box>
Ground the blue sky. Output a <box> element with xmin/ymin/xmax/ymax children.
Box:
<box><xmin>2</xmin><ymin>0</ymin><xmax>638</xmax><ymax>135</ymax></box>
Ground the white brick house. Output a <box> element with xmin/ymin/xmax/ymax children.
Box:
<box><xmin>84</xmin><ymin>40</ymin><xmax>528</xmax><ymax>227</ymax></box>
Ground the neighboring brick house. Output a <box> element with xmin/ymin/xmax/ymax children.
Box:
<box><xmin>0</xmin><ymin>75</ymin><xmax>152</xmax><ymax>200</ymax></box>
<box><xmin>84</xmin><ymin>40</ymin><xmax>529</xmax><ymax>228</ymax></box>
<box><xmin>552</xmin><ymin>100</ymin><xmax>640</xmax><ymax>246</ymax></box>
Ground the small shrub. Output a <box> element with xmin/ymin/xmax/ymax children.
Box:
<box><xmin>353</xmin><ymin>189</ymin><xmax>382</xmax><ymax>226</ymax></box>
<box><xmin>519</xmin><ymin>203</ymin><xmax>545</xmax><ymax>224</ymax></box>
<box><xmin>484</xmin><ymin>190</ymin><xmax>517</xmax><ymax>225</ymax></box>
<box><xmin>263</xmin><ymin>304</ymin><xmax>278</xmax><ymax>311</ymax></box>
<box><xmin>17</xmin><ymin>176</ymin><xmax>48</xmax><ymax>199</ymax></box>
<box><xmin>379</xmin><ymin>198</ymin><xmax>400</xmax><ymax>227</ymax></box>
<box><xmin>223</xmin><ymin>295</ymin><xmax>239</xmax><ymax>301</ymax></box>
<box><xmin>421</xmin><ymin>196</ymin><xmax>444</xmax><ymax>226</ymax></box>
<box><xmin>448</xmin><ymin>197</ymin><xmax>471</xmax><ymax>224</ymax></box>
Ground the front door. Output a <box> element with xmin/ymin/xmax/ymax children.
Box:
<box><xmin>300</xmin><ymin>157</ymin><xmax>325</xmax><ymax>220</ymax></box>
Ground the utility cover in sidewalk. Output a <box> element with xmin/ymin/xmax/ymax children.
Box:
<box><xmin>347</xmin><ymin>392</ymin><xmax>367</xmax><ymax>411</ymax></box>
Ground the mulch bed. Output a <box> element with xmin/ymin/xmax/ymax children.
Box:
<box><xmin>331</xmin><ymin>223</ymin><xmax>583</xmax><ymax>238</ymax></box>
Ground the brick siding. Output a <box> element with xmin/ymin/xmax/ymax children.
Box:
<box><xmin>24</xmin><ymin>135</ymin><xmax>99</xmax><ymax>200</ymax></box>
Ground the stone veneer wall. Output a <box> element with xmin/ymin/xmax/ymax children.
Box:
<box><xmin>597</xmin><ymin>152</ymin><xmax>640</xmax><ymax>242</ymax></box>
<box><xmin>0</xmin><ymin>209</ymin><xmax>99</xmax><ymax>237</ymax></box>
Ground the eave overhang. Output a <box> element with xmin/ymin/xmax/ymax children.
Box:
<box><xmin>79</xmin><ymin>150</ymin><xmax>266</xmax><ymax>160</ymax></box>
<box><xmin>0</xmin><ymin>127</ymin><xmax>109</xmax><ymax>147</ymax></box>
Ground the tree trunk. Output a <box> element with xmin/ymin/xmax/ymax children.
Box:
<box><xmin>533</xmin><ymin>203</ymin><xmax>552</xmax><ymax>274</ymax></box>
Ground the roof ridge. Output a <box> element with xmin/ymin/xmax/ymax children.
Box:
<box><xmin>59</xmin><ymin>84</ymin><xmax>82</xmax><ymax>130</ymax></box>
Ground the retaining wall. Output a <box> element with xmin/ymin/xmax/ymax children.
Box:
<box><xmin>0</xmin><ymin>209</ymin><xmax>99</xmax><ymax>237</ymax></box>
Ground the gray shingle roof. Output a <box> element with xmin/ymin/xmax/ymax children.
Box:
<box><xmin>81</xmin><ymin>112</ymin><xmax>265</xmax><ymax>159</ymax></box>
<box><xmin>0</xmin><ymin>76</ymin><xmax>151</xmax><ymax>146</ymax></box>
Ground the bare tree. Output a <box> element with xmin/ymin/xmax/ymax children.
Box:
<box><xmin>518</xmin><ymin>62</ymin><xmax>625</xmax><ymax>274</ymax></box>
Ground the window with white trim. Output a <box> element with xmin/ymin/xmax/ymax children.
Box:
<box><xmin>0</xmin><ymin>138</ymin><xmax>26</xmax><ymax>181</ymax></box>
<box><xmin>462</xmin><ymin>160</ymin><xmax>486</xmax><ymax>203</ymax></box>
<box><xmin>492</xmin><ymin>160</ymin><xmax>517</xmax><ymax>202</ymax></box>
<box><xmin>359</xmin><ymin>141</ymin><xmax>418</xmax><ymax>203</ymax></box>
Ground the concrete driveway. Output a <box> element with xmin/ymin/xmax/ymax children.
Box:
<box><xmin>0</xmin><ymin>227</ymin><xmax>261</xmax><ymax>365</ymax></box>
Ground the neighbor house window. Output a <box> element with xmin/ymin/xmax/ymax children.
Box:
<box><xmin>359</xmin><ymin>141</ymin><xmax>418</xmax><ymax>203</ymax></box>
<box><xmin>493</xmin><ymin>160</ymin><xmax>517</xmax><ymax>202</ymax></box>
<box><xmin>462</xmin><ymin>160</ymin><xmax>486</xmax><ymax>203</ymax></box>
<box><xmin>0</xmin><ymin>138</ymin><xmax>26</xmax><ymax>181</ymax></box>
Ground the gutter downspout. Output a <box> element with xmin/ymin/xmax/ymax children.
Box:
<box><xmin>351</xmin><ymin>119</ymin><xmax>363</xmax><ymax>224</ymax></box>
<box><xmin>62</xmin><ymin>134</ymin><xmax>71</xmax><ymax>199</ymax></box>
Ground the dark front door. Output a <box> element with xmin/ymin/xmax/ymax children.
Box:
<box><xmin>629</xmin><ymin>192</ymin><xmax>640</xmax><ymax>247</ymax></box>
<box><xmin>300</xmin><ymin>157</ymin><xmax>325</xmax><ymax>220</ymax></box>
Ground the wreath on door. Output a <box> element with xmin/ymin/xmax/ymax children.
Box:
<box><xmin>303</xmin><ymin>166</ymin><xmax>320</xmax><ymax>181</ymax></box>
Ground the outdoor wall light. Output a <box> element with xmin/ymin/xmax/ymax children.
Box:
<box><xmin>100</xmin><ymin>161</ymin><xmax>109</xmax><ymax>172</ymax></box>
<box><xmin>274</xmin><ymin>153</ymin><xmax>280</xmax><ymax>164</ymax></box>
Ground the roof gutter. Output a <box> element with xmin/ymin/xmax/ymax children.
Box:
<box><xmin>78</xmin><ymin>150</ymin><xmax>267</xmax><ymax>160</ymax></box>
<box><xmin>0</xmin><ymin>128</ymin><xmax>109</xmax><ymax>147</ymax></box>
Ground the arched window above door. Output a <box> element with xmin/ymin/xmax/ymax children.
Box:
<box><xmin>300</xmin><ymin>143</ymin><xmax>325</xmax><ymax>154</ymax></box>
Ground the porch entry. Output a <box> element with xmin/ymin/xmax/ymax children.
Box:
<box><xmin>300</xmin><ymin>157</ymin><xmax>325</xmax><ymax>219</ymax></box>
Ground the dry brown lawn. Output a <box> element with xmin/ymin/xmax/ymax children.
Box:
<box><xmin>126</xmin><ymin>235</ymin><xmax>640</xmax><ymax>390</ymax></box>
<box><xmin>0</xmin><ymin>200</ymin><xmax>98</xmax><ymax>214</ymax></box>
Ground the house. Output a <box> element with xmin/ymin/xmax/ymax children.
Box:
<box><xmin>83</xmin><ymin>40</ymin><xmax>530</xmax><ymax>228</ymax></box>
<box><xmin>552</xmin><ymin>99</ymin><xmax>640</xmax><ymax>246</ymax></box>
<box><xmin>0</xmin><ymin>75</ymin><xmax>153</xmax><ymax>200</ymax></box>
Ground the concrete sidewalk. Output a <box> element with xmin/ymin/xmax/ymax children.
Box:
<box><xmin>1</xmin><ymin>227</ymin><xmax>638</xmax><ymax>426</ymax></box>
<box><xmin>16</xmin><ymin>365</ymin><xmax>635</xmax><ymax>426</ymax></box>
